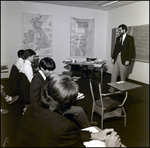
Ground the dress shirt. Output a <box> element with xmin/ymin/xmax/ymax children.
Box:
<box><xmin>15</xmin><ymin>58</ymin><xmax>24</xmax><ymax>72</ymax></box>
<box><xmin>121</xmin><ymin>33</ymin><xmax>126</xmax><ymax>44</ymax></box>
<box><xmin>118</xmin><ymin>33</ymin><xmax>126</xmax><ymax>55</ymax></box>
<box><xmin>39</xmin><ymin>70</ymin><xmax>46</xmax><ymax>81</ymax></box>
<box><xmin>21</xmin><ymin>60</ymin><xmax>33</xmax><ymax>83</ymax></box>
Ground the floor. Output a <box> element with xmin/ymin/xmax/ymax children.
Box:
<box><xmin>1</xmin><ymin>72</ymin><xmax>149</xmax><ymax>147</ymax></box>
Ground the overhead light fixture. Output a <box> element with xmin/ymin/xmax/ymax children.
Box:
<box><xmin>101</xmin><ymin>1</ymin><xmax>119</xmax><ymax>7</ymax></box>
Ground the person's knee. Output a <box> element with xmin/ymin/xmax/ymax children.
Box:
<box><xmin>75</xmin><ymin>106</ymin><xmax>84</xmax><ymax>112</ymax></box>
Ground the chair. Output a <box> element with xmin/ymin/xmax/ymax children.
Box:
<box><xmin>70</xmin><ymin>64</ymin><xmax>81</xmax><ymax>77</ymax></box>
<box><xmin>81</xmin><ymin>58</ymin><xmax>96</xmax><ymax>79</ymax></box>
<box><xmin>89</xmin><ymin>79</ymin><xmax>127</xmax><ymax>129</ymax></box>
<box><xmin>81</xmin><ymin>65</ymin><xmax>94</xmax><ymax>79</ymax></box>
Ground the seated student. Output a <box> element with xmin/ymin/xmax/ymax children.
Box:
<box><xmin>30</xmin><ymin>57</ymin><xmax>56</xmax><ymax>103</ymax></box>
<box><xmin>29</xmin><ymin>57</ymin><xmax>91</xmax><ymax>128</ymax></box>
<box><xmin>20</xmin><ymin>49</ymin><xmax>36</xmax><ymax>83</ymax></box>
<box><xmin>16</xmin><ymin>74</ymin><xmax>123</xmax><ymax>147</ymax></box>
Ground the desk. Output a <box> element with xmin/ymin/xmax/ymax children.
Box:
<box><xmin>82</xmin><ymin>126</ymin><xmax>105</xmax><ymax>147</ymax></box>
<box><xmin>108</xmin><ymin>81</ymin><xmax>142</xmax><ymax>92</ymax></box>
<box><xmin>64</xmin><ymin>61</ymin><xmax>106</xmax><ymax>84</ymax></box>
<box><xmin>82</xmin><ymin>126</ymin><xmax>126</xmax><ymax>147</ymax></box>
<box><xmin>107</xmin><ymin>81</ymin><xmax>142</xmax><ymax>107</ymax></box>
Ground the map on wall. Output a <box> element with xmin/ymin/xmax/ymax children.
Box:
<box><xmin>22</xmin><ymin>12</ymin><xmax>53</xmax><ymax>56</ymax></box>
<box><xmin>70</xmin><ymin>17</ymin><xmax>94</xmax><ymax>57</ymax></box>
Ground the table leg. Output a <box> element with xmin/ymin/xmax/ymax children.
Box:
<box><xmin>100</xmin><ymin>66</ymin><xmax>103</xmax><ymax>85</ymax></box>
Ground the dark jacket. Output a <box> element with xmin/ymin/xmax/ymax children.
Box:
<box><xmin>112</xmin><ymin>34</ymin><xmax>135</xmax><ymax>65</ymax></box>
<box><xmin>30</xmin><ymin>72</ymin><xmax>47</xmax><ymax>104</ymax></box>
<box><xmin>15</xmin><ymin>103</ymin><xmax>90</xmax><ymax>147</ymax></box>
<box><xmin>4</xmin><ymin>65</ymin><xmax>20</xmax><ymax>96</ymax></box>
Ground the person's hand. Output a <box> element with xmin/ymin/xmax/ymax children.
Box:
<box><xmin>111</xmin><ymin>59</ymin><xmax>114</xmax><ymax>64</ymax></box>
<box><xmin>105</xmin><ymin>131</ymin><xmax>121</xmax><ymax>147</ymax></box>
<box><xmin>125</xmin><ymin>61</ymin><xmax>129</xmax><ymax>65</ymax></box>
<box><xmin>91</xmin><ymin>128</ymin><xmax>114</xmax><ymax>141</ymax></box>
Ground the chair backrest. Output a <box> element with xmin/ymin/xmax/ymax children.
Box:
<box><xmin>89</xmin><ymin>79</ymin><xmax>104</xmax><ymax>107</ymax></box>
<box><xmin>82</xmin><ymin>64</ymin><xmax>94</xmax><ymax>70</ymax></box>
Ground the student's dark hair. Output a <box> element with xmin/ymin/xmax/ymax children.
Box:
<box><xmin>39</xmin><ymin>57</ymin><xmax>56</xmax><ymax>71</ymax></box>
<box><xmin>17</xmin><ymin>49</ymin><xmax>25</xmax><ymax>58</ymax></box>
<box><xmin>23</xmin><ymin>49</ymin><xmax>36</xmax><ymax>59</ymax></box>
<box><xmin>40</xmin><ymin>74</ymin><xmax>79</xmax><ymax>113</ymax></box>
<box><xmin>118</xmin><ymin>24</ymin><xmax>127</xmax><ymax>32</ymax></box>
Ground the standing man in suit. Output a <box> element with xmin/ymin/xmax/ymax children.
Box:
<box><xmin>109</xmin><ymin>24</ymin><xmax>135</xmax><ymax>92</ymax></box>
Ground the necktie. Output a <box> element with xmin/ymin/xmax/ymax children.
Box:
<box><xmin>118</xmin><ymin>36</ymin><xmax>122</xmax><ymax>53</ymax></box>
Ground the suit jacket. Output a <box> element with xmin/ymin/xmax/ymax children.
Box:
<box><xmin>18</xmin><ymin>72</ymin><xmax>30</xmax><ymax>103</ymax></box>
<box><xmin>15</xmin><ymin>102</ymin><xmax>90</xmax><ymax>147</ymax></box>
<box><xmin>30</xmin><ymin>72</ymin><xmax>48</xmax><ymax>104</ymax></box>
<box><xmin>112</xmin><ymin>34</ymin><xmax>135</xmax><ymax>65</ymax></box>
<box><xmin>4</xmin><ymin>65</ymin><xmax>20</xmax><ymax>96</ymax></box>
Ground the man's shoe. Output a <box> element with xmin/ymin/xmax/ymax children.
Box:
<box><xmin>6</xmin><ymin>95</ymin><xmax>19</xmax><ymax>105</ymax></box>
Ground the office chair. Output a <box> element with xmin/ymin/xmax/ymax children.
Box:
<box><xmin>89</xmin><ymin>79</ymin><xmax>127</xmax><ymax>129</ymax></box>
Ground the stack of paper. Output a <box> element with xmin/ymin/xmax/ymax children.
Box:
<box><xmin>82</xmin><ymin>127</ymin><xmax>105</xmax><ymax>147</ymax></box>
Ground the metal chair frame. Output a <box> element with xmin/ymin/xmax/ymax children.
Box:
<box><xmin>89</xmin><ymin>79</ymin><xmax>127</xmax><ymax>129</ymax></box>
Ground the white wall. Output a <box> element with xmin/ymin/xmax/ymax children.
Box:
<box><xmin>1</xmin><ymin>1</ymin><xmax>108</xmax><ymax>78</ymax></box>
<box><xmin>1</xmin><ymin>1</ymin><xmax>149</xmax><ymax>84</ymax></box>
<box><xmin>106</xmin><ymin>1</ymin><xmax>149</xmax><ymax>84</ymax></box>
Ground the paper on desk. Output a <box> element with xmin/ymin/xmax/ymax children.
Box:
<box><xmin>84</xmin><ymin>140</ymin><xmax>105</xmax><ymax>147</ymax></box>
<box><xmin>82</xmin><ymin>127</ymin><xmax>105</xmax><ymax>147</ymax></box>
<box><xmin>116</xmin><ymin>81</ymin><xmax>124</xmax><ymax>84</ymax></box>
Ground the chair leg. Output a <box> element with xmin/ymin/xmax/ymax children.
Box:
<box><xmin>101</xmin><ymin>118</ymin><xmax>103</xmax><ymax>129</ymax></box>
<box><xmin>91</xmin><ymin>112</ymin><xmax>94</xmax><ymax>121</ymax></box>
<box><xmin>101</xmin><ymin>112</ymin><xmax>104</xmax><ymax>129</ymax></box>
<box><xmin>122</xmin><ymin>107</ymin><xmax>126</xmax><ymax>126</ymax></box>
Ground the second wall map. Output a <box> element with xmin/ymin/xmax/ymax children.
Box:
<box><xmin>70</xmin><ymin>17</ymin><xmax>95</xmax><ymax>57</ymax></box>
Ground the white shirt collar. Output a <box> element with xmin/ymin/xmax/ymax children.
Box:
<box><xmin>39</xmin><ymin>70</ymin><xmax>46</xmax><ymax>80</ymax></box>
<box><xmin>25</xmin><ymin>59</ymin><xmax>31</xmax><ymax>65</ymax></box>
<box><xmin>122</xmin><ymin>33</ymin><xmax>126</xmax><ymax>41</ymax></box>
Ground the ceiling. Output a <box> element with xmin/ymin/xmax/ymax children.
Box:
<box><xmin>27</xmin><ymin>1</ymin><xmax>139</xmax><ymax>11</ymax></box>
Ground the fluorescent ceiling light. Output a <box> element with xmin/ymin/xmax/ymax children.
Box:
<box><xmin>102</xmin><ymin>1</ymin><xmax>119</xmax><ymax>7</ymax></box>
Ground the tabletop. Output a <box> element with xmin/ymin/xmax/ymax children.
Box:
<box><xmin>108</xmin><ymin>81</ymin><xmax>142</xmax><ymax>92</ymax></box>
